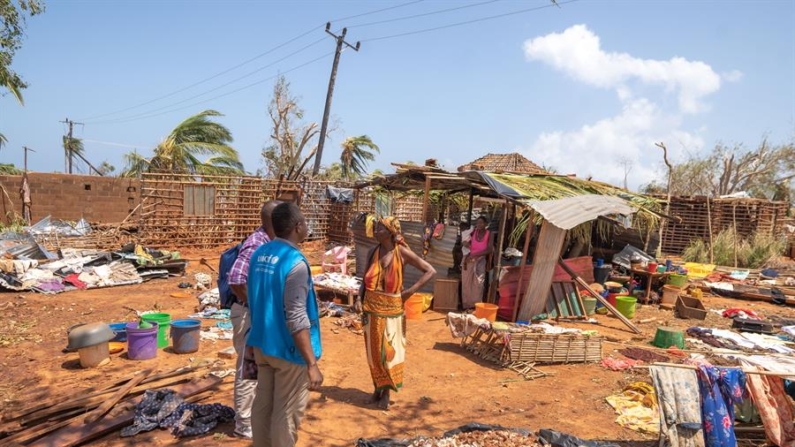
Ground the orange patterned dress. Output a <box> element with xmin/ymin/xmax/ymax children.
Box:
<box><xmin>362</xmin><ymin>246</ymin><xmax>406</xmax><ymax>392</ymax></box>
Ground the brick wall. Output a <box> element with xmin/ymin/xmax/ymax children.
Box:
<box><xmin>0</xmin><ymin>173</ymin><xmax>141</xmax><ymax>225</ymax></box>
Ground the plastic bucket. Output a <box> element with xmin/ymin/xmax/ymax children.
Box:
<box><xmin>474</xmin><ymin>303</ymin><xmax>499</xmax><ymax>322</ymax></box>
<box><xmin>126</xmin><ymin>322</ymin><xmax>158</xmax><ymax>360</ymax></box>
<box><xmin>615</xmin><ymin>296</ymin><xmax>637</xmax><ymax>319</ymax></box>
<box><xmin>668</xmin><ymin>274</ymin><xmax>688</xmax><ymax>288</ymax></box>
<box><xmin>170</xmin><ymin>319</ymin><xmax>201</xmax><ymax>354</ymax></box>
<box><xmin>404</xmin><ymin>296</ymin><xmax>424</xmax><ymax>320</ymax></box>
<box><xmin>661</xmin><ymin>285</ymin><xmax>681</xmax><ymax>307</ymax></box>
<box><xmin>141</xmin><ymin>313</ymin><xmax>171</xmax><ymax>349</ymax></box>
<box><xmin>582</xmin><ymin>297</ymin><xmax>597</xmax><ymax>316</ymax></box>
<box><xmin>647</xmin><ymin>262</ymin><xmax>658</xmax><ymax>272</ymax></box>
<box><xmin>652</xmin><ymin>327</ymin><xmax>685</xmax><ymax>349</ymax></box>
<box><xmin>606</xmin><ymin>292</ymin><xmax>627</xmax><ymax>308</ymax></box>
<box><xmin>109</xmin><ymin>322</ymin><xmax>127</xmax><ymax>342</ymax></box>
<box><xmin>593</xmin><ymin>266</ymin><xmax>611</xmax><ymax>284</ymax></box>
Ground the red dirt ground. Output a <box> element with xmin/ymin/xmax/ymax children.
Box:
<box><xmin>1</xmin><ymin>248</ymin><xmax>792</xmax><ymax>446</ymax></box>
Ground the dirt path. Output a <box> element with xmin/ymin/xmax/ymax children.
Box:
<box><xmin>1</xmin><ymin>249</ymin><xmax>792</xmax><ymax>446</ymax></box>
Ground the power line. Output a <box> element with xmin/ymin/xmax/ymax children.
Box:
<box><xmin>362</xmin><ymin>0</ymin><xmax>579</xmax><ymax>42</ymax></box>
<box><xmin>78</xmin><ymin>0</ymin><xmax>425</xmax><ymax>122</ymax></box>
<box><xmin>93</xmin><ymin>52</ymin><xmax>334</xmax><ymax>125</ymax></box>
<box><xmin>86</xmin><ymin>37</ymin><xmax>327</xmax><ymax>124</ymax></box>
<box><xmin>345</xmin><ymin>0</ymin><xmax>502</xmax><ymax>29</ymax></box>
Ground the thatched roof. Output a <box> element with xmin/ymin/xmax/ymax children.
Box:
<box><xmin>457</xmin><ymin>152</ymin><xmax>547</xmax><ymax>175</ymax></box>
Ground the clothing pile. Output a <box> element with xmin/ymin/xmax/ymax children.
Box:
<box><xmin>121</xmin><ymin>389</ymin><xmax>234</xmax><ymax>438</ymax></box>
<box><xmin>686</xmin><ymin>327</ymin><xmax>795</xmax><ymax>354</ymax></box>
<box><xmin>605</xmin><ymin>382</ymin><xmax>660</xmax><ymax>434</ymax></box>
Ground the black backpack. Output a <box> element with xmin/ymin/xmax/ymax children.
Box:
<box><xmin>217</xmin><ymin>242</ymin><xmax>243</xmax><ymax>309</ymax></box>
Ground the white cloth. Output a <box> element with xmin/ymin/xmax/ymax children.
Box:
<box><xmin>461</xmin><ymin>229</ymin><xmax>473</xmax><ymax>256</ymax></box>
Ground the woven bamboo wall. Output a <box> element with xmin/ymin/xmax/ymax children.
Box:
<box><xmin>139</xmin><ymin>174</ymin><xmax>346</xmax><ymax>248</ymax></box>
<box><xmin>661</xmin><ymin>197</ymin><xmax>789</xmax><ymax>254</ymax></box>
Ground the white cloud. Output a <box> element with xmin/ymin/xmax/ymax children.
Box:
<box><xmin>525</xmin><ymin>98</ymin><xmax>705</xmax><ymax>190</ymax></box>
<box><xmin>722</xmin><ymin>70</ymin><xmax>744</xmax><ymax>82</ymax></box>
<box><xmin>523</xmin><ymin>24</ymin><xmax>722</xmax><ymax>113</ymax></box>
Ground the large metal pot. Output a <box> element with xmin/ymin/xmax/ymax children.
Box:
<box><xmin>66</xmin><ymin>322</ymin><xmax>115</xmax><ymax>351</ymax></box>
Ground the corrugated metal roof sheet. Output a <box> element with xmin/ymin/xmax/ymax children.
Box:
<box><xmin>524</xmin><ymin>195</ymin><xmax>635</xmax><ymax>230</ymax></box>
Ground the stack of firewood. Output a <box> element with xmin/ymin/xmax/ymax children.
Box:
<box><xmin>0</xmin><ymin>363</ymin><xmax>227</xmax><ymax>447</ymax></box>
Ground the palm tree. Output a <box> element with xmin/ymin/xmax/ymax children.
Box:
<box><xmin>121</xmin><ymin>110</ymin><xmax>244</xmax><ymax>178</ymax></box>
<box><xmin>340</xmin><ymin>135</ymin><xmax>379</xmax><ymax>180</ymax></box>
<box><xmin>62</xmin><ymin>135</ymin><xmax>84</xmax><ymax>173</ymax></box>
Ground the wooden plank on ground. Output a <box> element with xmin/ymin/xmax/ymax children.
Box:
<box><xmin>25</xmin><ymin>376</ymin><xmax>222</xmax><ymax>447</ymax></box>
<box><xmin>84</xmin><ymin>369</ymin><xmax>152</xmax><ymax>425</ymax></box>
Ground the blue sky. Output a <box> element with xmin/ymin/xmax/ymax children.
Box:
<box><xmin>2</xmin><ymin>0</ymin><xmax>793</xmax><ymax>190</ymax></box>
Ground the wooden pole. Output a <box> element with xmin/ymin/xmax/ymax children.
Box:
<box><xmin>421</xmin><ymin>175</ymin><xmax>431</xmax><ymax>223</ymax></box>
<box><xmin>511</xmin><ymin>210</ymin><xmax>535</xmax><ymax>322</ymax></box>
<box><xmin>732</xmin><ymin>203</ymin><xmax>738</xmax><ymax>268</ymax></box>
<box><xmin>487</xmin><ymin>200</ymin><xmax>508</xmax><ymax>304</ymax></box>
<box><xmin>706</xmin><ymin>197</ymin><xmax>714</xmax><ymax>264</ymax></box>
<box><xmin>466</xmin><ymin>187</ymin><xmax>474</xmax><ymax>224</ymax></box>
<box><xmin>84</xmin><ymin>369</ymin><xmax>152</xmax><ymax>424</ymax></box>
<box><xmin>557</xmin><ymin>258</ymin><xmax>641</xmax><ymax>334</ymax></box>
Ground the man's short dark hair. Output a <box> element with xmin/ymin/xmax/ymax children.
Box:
<box><xmin>272</xmin><ymin>202</ymin><xmax>302</xmax><ymax>238</ymax></box>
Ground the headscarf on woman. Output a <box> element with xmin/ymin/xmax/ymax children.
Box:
<box><xmin>379</xmin><ymin>216</ymin><xmax>408</xmax><ymax>247</ymax></box>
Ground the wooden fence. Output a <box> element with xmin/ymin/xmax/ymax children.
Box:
<box><xmin>661</xmin><ymin>196</ymin><xmax>790</xmax><ymax>254</ymax></box>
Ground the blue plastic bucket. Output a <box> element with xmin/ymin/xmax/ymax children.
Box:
<box><xmin>109</xmin><ymin>322</ymin><xmax>128</xmax><ymax>342</ymax></box>
<box><xmin>170</xmin><ymin>319</ymin><xmax>202</xmax><ymax>354</ymax></box>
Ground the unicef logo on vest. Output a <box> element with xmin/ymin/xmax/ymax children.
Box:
<box><xmin>257</xmin><ymin>254</ymin><xmax>280</xmax><ymax>265</ymax></box>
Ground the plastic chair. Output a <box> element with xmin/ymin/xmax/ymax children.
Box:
<box><xmin>322</xmin><ymin>246</ymin><xmax>351</xmax><ymax>275</ymax></box>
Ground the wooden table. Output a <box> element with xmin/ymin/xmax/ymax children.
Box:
<box><xmin>630</xmin><ymin>268</ymin><xmax>670</xmax><ymax>303</ymax></box>
<box><xmin>314</xmin><ymin>283</ymin><xmax>357</xmax><ymax>307</ymax></box>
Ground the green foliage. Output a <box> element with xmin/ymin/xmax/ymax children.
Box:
<box><xmin>682</xmin><ymin>228</ymin><xmax>787</xmax><ymax>268</ymax></box>
<box><xmin>340</xmin><ymin>135</ymin><xmax>379</xmax><ymax>180</ymax></box>
<box><xmin>261</xmin><ymin>76</ymin><xmax>319</xmax><ymax>179</ymax></box>
<box><xmin>0</xmin><ymin>212</ymin><xmax>26</xmax><ymax>232</ymax></box>
<box><xmin>121</xmin><ymin>110</ymin><xmax>244</xmax><ymax>177</ymax></box>
<box><xmin>1</xmin><ymin>0</ymin><xmax>45</xmax><ymax>105</ymax></box>
<box><xmin>0</xmin><ymin>163</ymin><xmax>21</xmax><ymax>174</ymax></box>
<box><xmin>646</xmin><ymin>139</ymin><xmax>795</xmax><ymax>200</ymax></box>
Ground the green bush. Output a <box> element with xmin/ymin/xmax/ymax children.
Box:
<box><xmin>681</xmin><ymin>228</ymin><xmax>787</xmax><ymax>268</ymax></box>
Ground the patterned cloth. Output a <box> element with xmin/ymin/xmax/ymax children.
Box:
<box><xmin>650</xmin><ymin>365</ymin><xmax>704</xmax><ymax>447</ymax></box>
<box><xmin>362</xmin><ymin>245</ymin><xmax>406</xmax><ymax>393</ymax></box>
<box><xmin>227</xmin><ymin>227</ymin><xmax>269</xmax><ymax>286</ymax></box>
<box><xmin>695</xmin><ymin>366</ymin><xmax>746</xmax><ymax>447</ymax></box>
<box><xmin>121</xmin><ymin>389</ymin><xmax>234</xmax><ymax>438</ymax></box>
<box><xmin>741</xmin><ymin>361</ymin><xmax>795</xmax><ymax>446</ymax></box>
<box><xmin>605</xmin><ymin>382</ymin><xmax>660</xmax><ymax>434</ymax></box>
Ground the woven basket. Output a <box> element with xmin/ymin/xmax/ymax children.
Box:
<box><xmin>503</xmin><ymin>332</ymin><xmax>603</xmax><ymax>364</ymax></box>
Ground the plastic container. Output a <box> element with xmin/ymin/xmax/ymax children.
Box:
<box><xmin>661</xmin><ymin>285</ymin><xmax>681</xmax><ymax>307</ymax></box>
<box><xmin>170</xmin><ymin>319</ymin><xmax>202</xmax><ymax>354</ymax></box>
<box><xmin>675</xmin><ymin>295</ymin><xmax>707</xmax><ymax>320</ymax></box>
<box><xmin>582</xmin><ymin>297</ymin><xmax>597</xmax><ymax>316</ymax></box>
<box><xmin>606</xmin><ymin>292</ymin><xmax>628</xmax><ymax>308</ymax></box>
<box><xmin>593</xmin><ymin>266</ymin><xmax>611</xmax><ymax>284</ymax></box>
<box><xmin>109</xmin><ymin>322</ymin><xmax>128</xmax><ymax>342</ymax></box>
<box><xmin>474</xmin><ymin>303</ymin><xmax>499</xmax><ymax>322</ymax></box>
<box><xmin>404</xmin><ymin>296</ymin><xmax>424</xmax><ymax>320</ymax></box>
<box><xmin>126</xmin><ymin>322</ymin><xmax>158</xmax><ymax>360</ymax></box>
<box><xmin>615</xmin><ymin>296</ymin><xmax>637</xmax><ymax>319</ymax></box>
<box><xmin>652</xmin><ymin>327</ymin><xmax>685</xmax><ymax>349</ymax></box>
<box><xmin>667</xmin><ymin>274</ymin><xmax>688</xmax><ymax>288</ymax></box>
<box><xmin>78</xmin><ymin>343</ymin><xmax>110</xmax><ymax>368</ymax></box>
<box><xmin>141</xmin><ymin>313</ymin><xmax>171</xmax><ymax>349</ymax></box>
<box><xmin>647</xmin><ymin>262</ymin><xmax>658</xmax><ymax>273</ymax></box>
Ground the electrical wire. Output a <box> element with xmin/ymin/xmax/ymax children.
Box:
<box><xmin>93</xmin><ymin>52</ymin><xmax>334</xmax><ymax>125</ymax></box>
<box><xmin>86</xmin><ymin>37</ymin><xmax>326</xmax><ymax>124</ymax></box>
<box><xmin>344</xmin><ymin>0</ymin><xmax>501</xmax><ymax>29</ymax></box>
<box><xmin>362</xmin><ymin>0</ymin><xmax>578</xmax><ymax>42</ymax></box>
<box><xmin>79</xmin><ymin>0</ymin><xmax>424</xmax><ymax>122</ymax></box>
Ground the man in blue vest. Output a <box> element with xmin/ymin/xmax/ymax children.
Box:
<box><xmin>246</xmin><ymin>202</ymin><xmax>323</xmax><ymax>447</ymax></box>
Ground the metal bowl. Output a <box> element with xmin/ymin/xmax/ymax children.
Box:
<box><xmin>66</xmin><ymin>322</ymin><xmax>116</xmax><ymax>350</ymax></box>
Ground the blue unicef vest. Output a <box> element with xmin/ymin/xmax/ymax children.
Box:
<box><xmin>246</xmin><ymin>239</ymin><xmax>322</xmax><ymax>365</ymax></box>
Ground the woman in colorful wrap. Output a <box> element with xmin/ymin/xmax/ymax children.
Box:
<box><xmin>354</xmin><ymin>216</ymin><xmax>436</xmax><ymax>410</ymax></box>
<box><xmin>461</xmin><ymin>216</ymin><xmax>494</xmax><ymax>310</ymax></box>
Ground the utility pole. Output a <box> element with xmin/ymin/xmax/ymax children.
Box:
<box><xmin>21</xmin><ymin>146</ymin><xmax>35</xmax><ymax>225</ymax></box>
<box><xmin>312</xmin><ymin>23</ymin><xmax>360</xmax><ymax>177</ymax></box>
<box><xmin>60</xmin><ymin>118</ymin><xmax>83</xmax><ymax>174</ymax></box>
